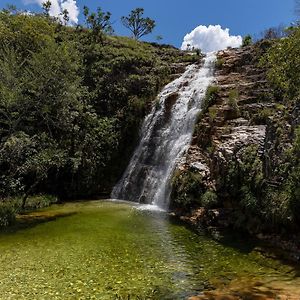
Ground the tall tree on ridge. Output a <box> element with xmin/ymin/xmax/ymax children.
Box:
<box><xmin>121</xmin><ymin>8</ymin><xmax>155</xmax><ymax>40</ymax></box>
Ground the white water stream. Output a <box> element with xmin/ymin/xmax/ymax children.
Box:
<box><xmin>112</xmin><ymin>53</ymin><xmax>216</xmax><ymax>209</ymax></box>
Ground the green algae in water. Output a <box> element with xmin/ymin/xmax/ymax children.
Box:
<box><xmin>0</xmin><ymin>200</ymin><xmax>298</xmax><ymax>299</ymax></box>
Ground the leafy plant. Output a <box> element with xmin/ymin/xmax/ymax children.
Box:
<box><xmin>242</xmin><ymin>35</ymin><xmax>252</xmax><ymax>47</ymax></box>
<box><xmin>201</xmin><ymin>190</ymin><xmax>218</xmax><ymax>208</ymax></box>
<box><xmin>201</xmin><ymin>85</ymin><xmax>219</xmax><ymax>113</ymax></box>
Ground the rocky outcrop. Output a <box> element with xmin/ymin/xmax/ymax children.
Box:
<box><xmin>170</xmin><ymin>43</ymin><xmax>300</xmax><ymax>245</ymax></box>
<box><xmin>172</xmin><ymin>45</ymin><xmax>274</xmax><ymax>199</ymax></box>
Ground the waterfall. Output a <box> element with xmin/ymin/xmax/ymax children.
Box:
<box><xmin>111</xmin><ymin>52</ymin><xmax>216</xmax><ymax>209</ymax></box>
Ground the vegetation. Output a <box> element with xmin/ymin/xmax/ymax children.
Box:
<box><xmin>242</xmin><ymin>35</ymin><xmax>252</xmax><ymax>47</ymax></box>
<box><xmin>121</xmin><ymin>8</ymin><xmax>155</xmax><ymax>40</ymax></box>
<box><xmin>171</xmin><ymin>169</ymin><xmax>205</xmax><ymax>208</ymax></box>
<box><xmin>215</xmin><ymin>57</ymin><xmax>225</xmax><ymax>69</ymax></box>
<box><xmin>227</xmin><ymin>88</ymin><xmax>240</xmax><ymax>116</ymax></box>
<box><xmin>0</xmin><ymin>6</ymin><xmax>196</xmax><ymax>223</ymax></box>
<box><xmin>171</xmin><ymin>27</ymin><xmax>300</xmax><ymax>236</ymax></box>
<box><xmin>0</xmin><ymin>194</ymin><xmax>57</xmax><ymax>228</ymax></box>
<box><xmin>261</xmin><ymin>26</ymin><xmax>300</xmax><ymax>102</ymax></box>
<box><xmin>83</xmin><ymin>5</ymin><xmax>113</xmax><ymax>44</ymax></box>
<box><xmin>201</xmin><ymin>85</ymin><xmax>219</xmax><ymax>113</ymax></box>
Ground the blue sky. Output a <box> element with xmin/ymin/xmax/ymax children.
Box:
<box><xmin>0</xmin><ymin>0</ymin><xmax>296</xmax><ymax>47</ymax></box>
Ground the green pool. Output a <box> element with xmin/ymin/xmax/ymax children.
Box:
<box><xmin>0</xmin><ymin>200</ymin><xmax>299</xmax><ymax>299</ymax></box>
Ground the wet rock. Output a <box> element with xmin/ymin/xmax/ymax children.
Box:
<box><xmin>164</xmin><ymin>92</ymin><xmax>179</xmax><ymax>112</ymax></box>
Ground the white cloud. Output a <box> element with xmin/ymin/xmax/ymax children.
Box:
<box><xmin>181</xmin><ymin>25</ymin><xmax>242</xmax><ymax>53</ymax></box>
<box><xmin>23</xmin><ymin>0</ymin><xmax>79</xmax><ymax>24</ymax></box>
<box><xmin>60</xmin><ymin>0</ymin><xmax>79</xmax><ymax>24</ymax></box>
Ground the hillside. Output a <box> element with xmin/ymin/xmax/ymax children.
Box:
<box><xmin>0</xmin><ymin>10</ymin><xmax>299</xmax><ymax>243</ymax></box>
<box><xmin>0</xmin><ymin>11</ymin><xmax>198</xmax><ymax>222</ymax></box>
<box><xmin>171</xmin><ymin>40</ymin><xmax>300</xmax><ymax>250</ymax></box>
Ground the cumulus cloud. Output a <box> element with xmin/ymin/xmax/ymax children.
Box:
<box><xmin>60</xmin><ymin>0</ymin><xmax>79</xmax><ymax>24</ymax></box>
<box><xmin>181</xmin><ymin>25</ymin><xmax>242</xmax><ymax>53</ymax></box>
<box><xmin>23</xmin><ymin>0</ymin><xmax>79</xmax><ymax>24</ymax></box>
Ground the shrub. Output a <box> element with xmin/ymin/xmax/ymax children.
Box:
<box><xmin>0</xmin><ymin>201</ymin><xmax>16</xmax><ymax>227</ymax></box>
<box><xmin>201</xmin><ymin>190</ymin><xmax>218</xmax><ymax>208</ymax></box>
<box><xmin>260</xmin><ymin>26</ymin><xmax>300</xmax><ymax>102</ymax></box>
<box><xmin>23</xmin><ymin>194</ymin><xmax>58</xmax><ymax>210</ymax></box>
<box><xmin>262</xmin><ymin>188</ymin><xmax>293</xmax><ymax>227</ymax></box>
<box><xmin>215</xmin><ymin>58</ymin><xmax>224</xmax><ymax>69</ymax></box>
<box><xmin>242</xmin><ymin>35</ymin><xmax>252</xmax><ymax>47</ymax></box>
<box><xmin>251</xmin><ymin>107</ymin><xmax>273</xmax><ymax>125</ymax></box>
<box><xmin>171</xmin><ymin>170</ymin><xmax>204</xmax><ymax>208</ymax></box>
<box><xmin>228</xmin><ymin>89</ymin><xmax>239</xmax><ymax>107</ymax></box>
<box><xmin>195</xmin><ymin>48</ymin><xmax>201</xmax><ymax>56</ymax></box>
<box><xmin>208</xmin><ymin>107</ymin><xmax>217</xmax><ymax>122</ymax></box>
<box><xmin>202</xmin><ymin>85</ymin><xmax>219</xmax><ymax>113</ymax></box>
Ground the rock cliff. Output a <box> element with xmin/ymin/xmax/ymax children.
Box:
<box><xmin>170</xmin><ymin>42</ymin><xmax>300</xmax><ymax>247</ymax></box>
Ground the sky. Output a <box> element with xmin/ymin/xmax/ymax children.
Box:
<box><xmin>0</xmin><ymin>0</ymin><xmax>296</xmax><ymax>49</ymax></box>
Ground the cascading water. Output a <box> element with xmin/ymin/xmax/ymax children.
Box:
<box><xmin>111</xmin><ymin>52</ymin><xmax>216</xmax><ymax>209</ymax></box>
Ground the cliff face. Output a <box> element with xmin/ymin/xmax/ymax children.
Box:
<box><xmin>171</xmin><ymin>42</ymin><xmax>300</xmax><ymax>238</ymax></box>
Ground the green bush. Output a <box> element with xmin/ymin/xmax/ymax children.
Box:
<box><xmin>227</xmin><ymin>89</ymin><xmax>240</xmax><ymax>115</ymax></box>
<box><xmin>215</xmin><ymin>58</ymin><xmax>224</xmax><ymax>69</ymax></box>
<box><xmin>201</xmin><ymin>85</ymin><xmax>219</xmax><ymax>113</ymax></box>
<box><xmin>0</xmin><ymin>201</ymin><xmax>16</xmax><ymax>227</ymax></box>
<box><xmin>242</xmin><ymin>35</ymin><xmax>252</xmax><ymax>47</ymax></box>
<box><xmin>251</xmin><ymin>107</ymin><xmax>274</xmax><ymax>125</ymax></box>
<box><xmin>201</xmin><ymin>190</ymin><xmax>218</xmax><ymax>208</ymax></box>
<box><xmin>260</xmin><ymin>26</ymin><xmax>300</xmax><ymax>102</ymax></box>
<box><xmin>171</xmin><ymin>170</ymin><xmax>204</xmax><ymax>208</ymax></box>
<box><xmin>23</xmin><ymin>195</ymin><xmax>58</xmax><ymax>210</ymax></box>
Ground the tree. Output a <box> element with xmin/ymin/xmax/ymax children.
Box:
<box><xmin>61</xmin><ymin>9</ymin><xmax>69</xmax><ymax>25</ymax></box>
<box><xmin>261</xmin><ymin>26</ymin><xmax>300</xmax><ymax>101</ymax></box>
<box><xmin>242</xmin><ymin>35</ymin><xmax>252</xmax><ymax>47</ymax></box>
<box><xmin>121</xmin><ymin>8</ymin><xmax>155</xmax><ymax>40</ymax></box>
<box><xmin>83</xmin><ymin>6</ymin><xmax>113</xmax><ymax>44</ymax></box>
<box><xmin>42</xmin><ymin>1</ymin><xmax>51</xmax><ymax>16</ymax></box>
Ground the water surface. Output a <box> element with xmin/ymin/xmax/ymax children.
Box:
<box><xmin>0</xmin><ymin>200</ymin><xmax>299</xmax><ymax>299</ymax></box>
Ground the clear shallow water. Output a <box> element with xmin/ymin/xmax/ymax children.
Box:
<box><xmin>0</xmin><ymin>200</ymin><xmax>299</xmax><ymax>299</ymax></box>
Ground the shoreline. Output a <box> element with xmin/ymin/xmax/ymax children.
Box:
<box><xmin>169</xmin><ymin>206</ymin><xmax>300</xmax><ymax>264</ymax></box>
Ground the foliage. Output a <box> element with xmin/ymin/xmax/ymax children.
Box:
<box><xmin>0</xmin><ymin>201</ymin><xmax>16</xmax><ymax>227</ymax></box>
<box><xmin>0</xmin><ymin>9</ymin><xmax>194</xmax><ymax>209</ymax></box>
<box><xmin>195</xmin><ymin>48</ymin><xmax>201</xmax><ymax>56</ymax></box>
<box><xmin>242</xmin><ymin>35</ymin><xmax>252</xmax><ymax>47</ymax></box>
<box><xmin>215</xmin><ymin>57</ymin><xmax>224</xmax><ymax>69</ymax></box>
<box><xmin>121</xmin><ymin>8</ymin><xmax>155</xmax><ymax>40</ymax></box>
<box><xmin>201</xmin><ymin>190</ymin><xmax>218</xmax><ymax>209</ymax></box>
<box><xmin>171</xmin><ymin>169</ymin><xmax>204</xmax><ymax>208</ymax></box>
<box><xmin>262</xmin><ymin>25</ymin><xmax>288</xmax><ymax>40</ymax></box>
<box><xmin>42</xmin><ymin>1</ymin><xmax>51</xmax><ymax>16</ymax></box>
<box><xmin>83</xmin><ymin>6</ymin><xmax>113</xmax><ymax>44</ymax></box>
<box><xmin>228</xmin><ymin>89</ymin><xmax>240</xmax><ymax>115</ymax></box>
<box><xmin>201</xmin><ymin>85</ymin><xmax>219</xmax><ymax>113</ymax></box>
<box><xmin>260</xmin><ymin>26</ymin><xmax>300</xmax><ymax>101</ymax></box>
<box><xmin>285</xmin><ymin>126</ymin><xmax>300</xmax><ymax>221</ymax></box>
